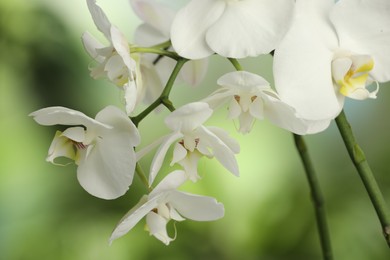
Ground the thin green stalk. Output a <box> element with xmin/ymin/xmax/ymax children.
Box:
<box><xmin>228</xmin><ymin>58</ymin><xmax>243</xmax><ymax>71</ymax></box>
<box><xmin>150</xmin><ymin>40</ymin><xmax>171</xmax><ymax>49</ymax></box>
<box><xmin>132</xmin><ymin>58</ymin><xmax>187</xmax><ymax>126</ymax></box>
<box><xmin>335</xmin><ymin>110</ymin><xmax>390</xmax><ymax>246</ymax></box>
<box><xmin>136</xmin><ymin>163</ymin><xmax>152</xmax><ymax>192</ymax></box>
<box><xmin>294</xmin><ymin>134</ymin><xmax>333</xmax><ymax>260</ymax></box>
<box><xmin>131</xmin><ymin>46</ymin><xmax>180</xmax><ymax>61</ymax></box>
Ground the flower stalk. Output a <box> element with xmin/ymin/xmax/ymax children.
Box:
<box><xmin>293</xmin><ymin>134</ymin><xmax>333</xmax><ymax>260</ymax></box>
<box><xmin>132</xmin><ymin>58</ymin><xmax>188</xmax><ymax>126</ymax></box>
<box><xmin>335</xmin><ymin>110</ymin><xmax>390</xmax><ymax>246</ymax></box>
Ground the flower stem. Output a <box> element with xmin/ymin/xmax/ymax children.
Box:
<box><xmin>136</xmin><ymin>163</ymin><xmax>152</xmax><ymax>192</ymax></box>
<box><xmin>293</xmin><ymin>134</ymin><xmax>333</xmax><ymax>260</ymax></box>
<box><xmin>335</xmin><ymin>110</ymin><xmax>390</xmax><ymax>246</ymax></box>
<box><xmin>132</xmin><ymin>58</ymin><xmax>188</xmax><ymax>126</ymax></box>
<box><xmin>228</xmin><ymin>58</ymin><xmax>243</xmax><ymax>71</ymax></box>
<box><xmin>150</xmin><ymin>40</ymin><xmax>171</xmax><ymax>49</ymax></box>
<box><xmin>131</xmin><ymin>46</ymin><xmax>180</xmax><ymax>61</ymax></box>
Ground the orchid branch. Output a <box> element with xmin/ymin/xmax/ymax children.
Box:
<box><xmin>293</xmin><ymin>134</ymin><xmax>333</xmax><ymax>260</ymax></box>
<box><xmin>335</xmin><ymin>110</ymin><xmax>390</xmax><ymax>246</ymax></box>
<box><xmin>228</xmin><ymin>58</ymin><xmax>243</xmax><ymax>71</ymax></box>
<box><xmin>131</xmin><ymin>46</ymin><xmax>181</xmax><ymax>61</ymax></box>
<box><xmin>132</xmin><ymin>58</ymin><xmax>188</xmax><ymax>126</ymax></box>
<box><xmin>136</xmin><ymin>163</ymin><xmax>152</xmax><ymax>191</ymax></box>
<box><xmin>150</xmin><ymin>40</ymin><xmax>171</xmax><ymax>49</ymax></box>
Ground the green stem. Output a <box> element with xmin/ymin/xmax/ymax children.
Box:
<box><xmin>228</xmin><ymin>58</ymin><xmax>243</xmax><ymax>71</ymax></box>
<box><xmin>131</xmin><ymin>47</ymin><xmax>180</xmax><ymax>61</ymax></box>
<box><xmin>150</xmin><ymin>40</ymin><xmax>171</xmax><ymax>49</ymax></box>
<box><xmin>294</xmin><ymin>134</ymin><xmax>333</xmax><ymax>260</ymax></box>
<box><xmin>136</xmin><ymin>163</ymin><xmax>152</xmax><ymax>192</ymax></box>
<box><xmin>335</xmin><ymin>110</ymin><xmax>390</xmax><ymax>246</ymax></box>
<box><xmin>132</xmin><ymin>58</ymin><xmax>187</xmax><ymax>126</ymax></box>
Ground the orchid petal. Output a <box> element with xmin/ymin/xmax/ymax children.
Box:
<box><xmin>151</xmin><ymin>170</ymin><xmax>188</xmax><ymax>197</ymax></box>
<box><xmin>180</xmin><ymin>59</ymin><xmax>209</xmax><ymax>86</ymax></box>
<box><xmin>206</xmin><ymin>126</ymin><xmax>240</xmax><ymax>153</ymax></box>
<box><xmin>198</xmin><ymin>126</ymin><xmax>239</xmax><ymax>176</ymax></box>
<box><xmin>77</xmin><ymin>132</ymin><xmax>136</xmax><ymax>199</ymax></box>
<box><xmin>262</xmin><ymin>93</ymin><xmax>331</xmax><ymax>135</ymax></box>
<box><xmin>149</xmin><ymin>131</ymin><xmax>183</xmax><ymax>185</ymax></box>
<box><xmin>95</xmin><ymin>105</ymin><xmax>140</xmax><ymax>146</ymax></box>
<box><xmin>134</xmin><ymin>23</ymin><xmax>168</xmax><ymax>47</ymax></box>
<box><xmin>29</xmin><ymin>106</ymin><xmax>110</xmax><ymax>129</ymax></box>
<box><xmin>146</xmin><ymin>211</ymin><xmax>173</xmax><ymax>245</ymax></box>
<box><xmin>46</xmin><ymin>131</ymin><xmax>76</xmax><ymax>164</ymax></box>
<box><xmin>273</xmin><ymin>0</ymin><xmax>342</xmax><ymax>121</ymax></box>
<box><xmin>86</xmin><ymin>0</ymin><xmax>112</xmax><ymax>40</ymax></box>
<box><xmin>123</xmin><ymin>81</ymin><xmax>138</xmax><ymax>115</ymax></box>
<box><xmin>202</xmin><ymin>88</ymin><xmax>235</xmax><ymax>110</ymax></box>
<box><xmin>110</xmin><ymin>26</ymin><xmax>136</xmax><ymax>71</ymax></box>
<box><xmin>165</xmin><ymin>102</ymin><xmax>212</xmax><ymax>133</ymax></box>
<box><xmin>109</xmin><ymin>194</ymin><xmax>164</xmax><ymax>243</ymax></box>
<box><xmin>206</xmin><ymin>0</ymin><xmax>294</xmax><ymax>58</ymax></box>
<box><xmin>228</xmin><ymin>98</ymin><xmax>241</xmax><ymax>119</ymax></box>
<box><xmin>217</xmin><ymin>71</ymin><xmax>270</xmax><ymax>89</ymax></box>
<box><xmin>61</xmin><ymin>127</ymin><xmax>86</xmax><ymax>143</ymax></box>
<box><xmin>330</xmin><ymin>0</ymin><xmax>390</xmax><ymax>82</ymax></box>
<box><xmin>171</xmin><ymin>143</ymin><xmax>187</xmax><ymax>166</ymax></box>
<box><xmin>130</xmin><ymin>0</ymin><xmax>175</xmax><ymax>37</ymax></box>
<box><xmin>170</xmin><ymin>0</ymin><xmax>225</xmax><ymax>59</ymax></box>
<box><xmin>81</xmin><ymin>32</ymin><xmax>105</xmax><ymax>61</ymax></box>
<box><xmin>168</xmin><ymin>191</ymin><xmax>224</xmax><ymax>221</ymax></box>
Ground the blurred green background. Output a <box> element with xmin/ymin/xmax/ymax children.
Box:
<box><xmin>1</xmin><ymin>0</ymin><xmax>390</xmax><ymax>259</ymax></box>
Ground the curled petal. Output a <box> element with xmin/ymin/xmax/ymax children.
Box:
<box><xmin>168</xmin><ymin>191</ymin><xmax>225</xmax><ymax>221</ymax></box>
<box><xmin>81</xmin><ymin>32</ymin><xmax>105</xmax><ymax>61</ymax></box>
<box><xmin>198</xmin><ymin>126</ymin><xmax>239</xmax><ymax>177</ymax></box>
<box><xmin>109</xmin><ymin>194</ymin><xmax>163</xmax><ymax>244</ymax></box>
<box><xmin>146</xmin><ymin>211</ymin><xmax>173</xmax><ymax>245</ymax></box>
<box><xmin>149</xmin><ymin>131</ymin><xmax>184</xmax><ymax>185</ymax></box>
<box><xmin>29</xmin><ymin>106</ymin><xmax>110</xmax><ymax>129</ymax></box>
<box><xmin>46</xmin><ymin>131</ymin><xmax>76</xmax><ymax>164</ymax></box>
<box><xmin>86</xmin><ymin>0</ymin><xmax>112</xmax><ymax>39</ymax></box>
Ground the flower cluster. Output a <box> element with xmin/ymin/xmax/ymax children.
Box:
<box><xmin>30</xmin><ymin>0</ymin><xmax>390</xmax><ymax>246</ymax></box>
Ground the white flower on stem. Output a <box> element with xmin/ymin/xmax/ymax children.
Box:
<box><xmin>170</xmin><ymin>0</ymin><xmax>295</xmax><ymax>59</ymax></box>
<box><xmin>30</xmin><ymin>106</ymin><xmax>140</xmax><ymax>200</ymax></box>
<box><xmin>273</xmin><ymin>0</ymin><xmax>390</xmax><ymax>130</ymax></box>
<box><xmin>146</xmin><ymin>102</ymin><xmax>239</xmax><ymax>184</ymax></box>
<box><xmin>82</xmin><ymin>0</ymin><xmax>142</xmax><ymax>114</ymax></box>
<box><xmin>203</xmin><ymin>71</ymin><xmax>330</xmax><ymax>135</ymax></box>
<box><xmin>130</xmin><ymin>0</ymin><xmax>209</xmax><ymax>93</ymax></box>
<box><xmin>109</xmin><ymin>170</ymin><xmax>224</xmax><ymax>245</ymax></box>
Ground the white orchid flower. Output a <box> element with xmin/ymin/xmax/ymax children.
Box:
<box><xmin>82</xmin><ymin>0</ymin><xmax>142</xmax><ymax>114</ymax></box>
<box><xmin>30</xmin><ymin>106</ymin><xmax>140</xmax><ymax>200</ymax></box>
<box><xmin>145</xmin><ymin>102</ymin><xmax>239</xmax><ymax>184</ymax></box>
<box><xmin>203</xmin><ymin>71</ymin><xmax>330</xmax><ymax>135</ymax></box>
<box><xmin>273</xmin><ymin>0</ymin><xmax>390</xmax><ymax>129</ymax></box>
<box><xmin>130</xmin><ymin>0</ymin><xmax>209</xmax><ymax>93</ymax></box>
<box><xmin>109</xmin><ymin>170</ymin><xmax>224</xmax><ymax>245</ymax></box>
<box><xmin>170</xmin><ymin>0</ymin><xmax>295</xmax><ymax>59</ymax></box>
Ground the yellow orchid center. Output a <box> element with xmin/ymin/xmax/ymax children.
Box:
<box><xmin>332</xmin><ymin>55</ymin><xmax>378</xmax><ymax>100</ymax></box>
